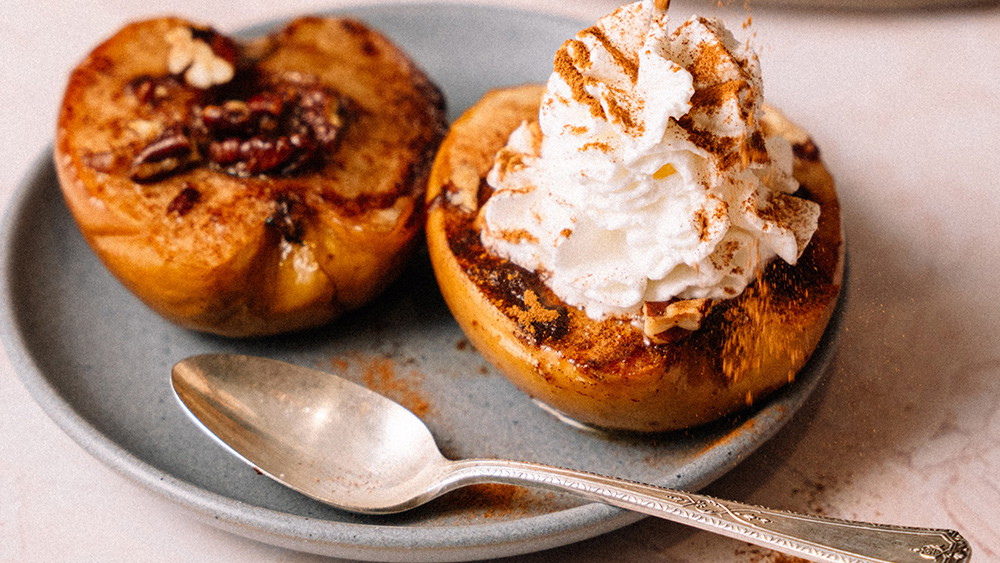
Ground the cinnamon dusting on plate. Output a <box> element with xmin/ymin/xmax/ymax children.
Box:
<box><xmin>330</xmin><ymin>352</ymin><xmax>432</xmax><ymax>418</ymax></box>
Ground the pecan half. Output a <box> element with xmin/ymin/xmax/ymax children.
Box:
<box><xmin>129</xmin><ymin>125</ymin><xmax>197</xmax><ymax>183</ymax></box>
<box><xmin>200</xmin><ymin>100</ymin><xmax>253</xmax><ymax>133</ymax></box>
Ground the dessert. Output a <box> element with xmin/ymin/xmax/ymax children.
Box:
<box><xmin>55</xmin><ymin>16</ymin><xmax>446</xmax><ymax>337</ymax></box>
<box><xmin>427</xmin><ymin>1</ymin><xmax>844</xmax><ymax>431</ymax></box>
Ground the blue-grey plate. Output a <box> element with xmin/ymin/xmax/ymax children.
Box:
<box><xmin>0</xmin><ymin>4</ymin><xmax>841</xmax><ymax>561</ymax></box>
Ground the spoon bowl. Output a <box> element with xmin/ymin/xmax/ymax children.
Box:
<box><xmin>172</xmin><ymin>354</ymin><xmax>971</xmax><ymax>562</ymax></box>
<box><xmin>172</xmin><ymin>353</ymin><xmax>453</xmax><ymax>513</ymax></box>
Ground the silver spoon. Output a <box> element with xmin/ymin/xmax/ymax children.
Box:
<box><xmin>171</xmin><ymin>353</ymin><xmax>970</xmax><ymax>563</ymax></box>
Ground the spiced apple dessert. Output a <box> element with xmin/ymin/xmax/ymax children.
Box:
<box><xmin>427</xmin><ymin>0</ymin><xmax>844</xmax><ymax>432</ymax></box>
<box><xmin>55</xmin><ymin>16</ymin><xmax>446</xmax><ymax>337</ymax></box>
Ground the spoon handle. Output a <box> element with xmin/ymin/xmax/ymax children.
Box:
<box><xmin>448</xmin><ymin>459</ymin><xmax>970</xmax><ymax>563</ymax></box>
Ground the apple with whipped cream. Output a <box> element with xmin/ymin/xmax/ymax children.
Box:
<box><xmin>427</xmin><ymin>0</ymin><xmax>844</xmax><ymax>431</ymax></box>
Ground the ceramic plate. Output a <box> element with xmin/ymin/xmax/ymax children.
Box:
<box><xmin>0</xmin><ymin>4</ymin><xmax>842</xmax><ymax>561</ymax></box>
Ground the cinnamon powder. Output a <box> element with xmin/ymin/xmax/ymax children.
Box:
<box><xmin>553</xmin><ymin>41</ymin><xmax>604</xmax><ymax>120</ymax></box>
<box><xmin>331</xmin><ymin>352</ymin><xmax>432</xmax><ymax>418</ymax></box>
<box><xmin>580</xmin><ymin>25</ymin><xmax>639</xmax><ymax>83</ymax></box>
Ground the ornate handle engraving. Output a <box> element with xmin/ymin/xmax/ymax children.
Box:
<box><xmin>446</xmin><ymin>460</ymin><xmax>971</xmax><ymax>563</ymax></box>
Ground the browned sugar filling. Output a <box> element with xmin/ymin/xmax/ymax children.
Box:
<box><xmin>109</xmin><ymin>28</ymin><xmax>350</xmax><ymax>245</ymax></box>
<box><xmin>72</xmin><ymin>23</ymin><xmax>428</xmax><ymax>245</ymax></box>
<box><xmin>126</xmin><ymin>45</ymin><xmax>348</xmax><ymax>184</ymax></box>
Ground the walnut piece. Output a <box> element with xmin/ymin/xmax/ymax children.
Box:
<box><xmin>643</xmin><ymin>298</ymin><xmax>712</xmax><ymax>343</ymax></box>
<box><xmin>165</xmin><ymin>26</ymin><xmax>235</xmax><ymax>89</ymax></box>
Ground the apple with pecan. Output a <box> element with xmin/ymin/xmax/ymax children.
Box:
<box><xmin>55</xmin><ymin>16</ymin><xmax>446</xmax><ymax>337</ymax></box>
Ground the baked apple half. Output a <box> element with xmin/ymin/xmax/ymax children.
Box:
<box><xmin>55</xmin><ymin>16</ymin><xmax>446</xmax><ymax>337</ymax></box>
<box><xmin>426</xmin><ymin>85</ymin><xmax>844</xmax><ymax>432</ymax></box>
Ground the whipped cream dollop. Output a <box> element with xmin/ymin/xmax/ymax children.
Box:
<box><xmin>479</xmin><ymin>0</ymin><xmax>820</xmax><ymax>320</ymax></box>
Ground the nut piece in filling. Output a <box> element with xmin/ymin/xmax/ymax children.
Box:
<box><xmin>427</xmin><ymin>1</ymin><xmax>843</xmax><ymax>432</ymax></box>
<box><xmin>55</xmin><ymin>16</ymin><xmax>446</xmax><ymax>337</ymax></box>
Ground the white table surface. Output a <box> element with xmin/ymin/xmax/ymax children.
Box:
<box><xmin>2</xmin><ymin>0</ymin><xmax>998</xmax><ymax>561</ymax></box>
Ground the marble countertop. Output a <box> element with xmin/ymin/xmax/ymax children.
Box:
<box><xmin>2</xmin><ymin>0</ymin><xmax>998</xmax><ymax>561</ymax></box>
